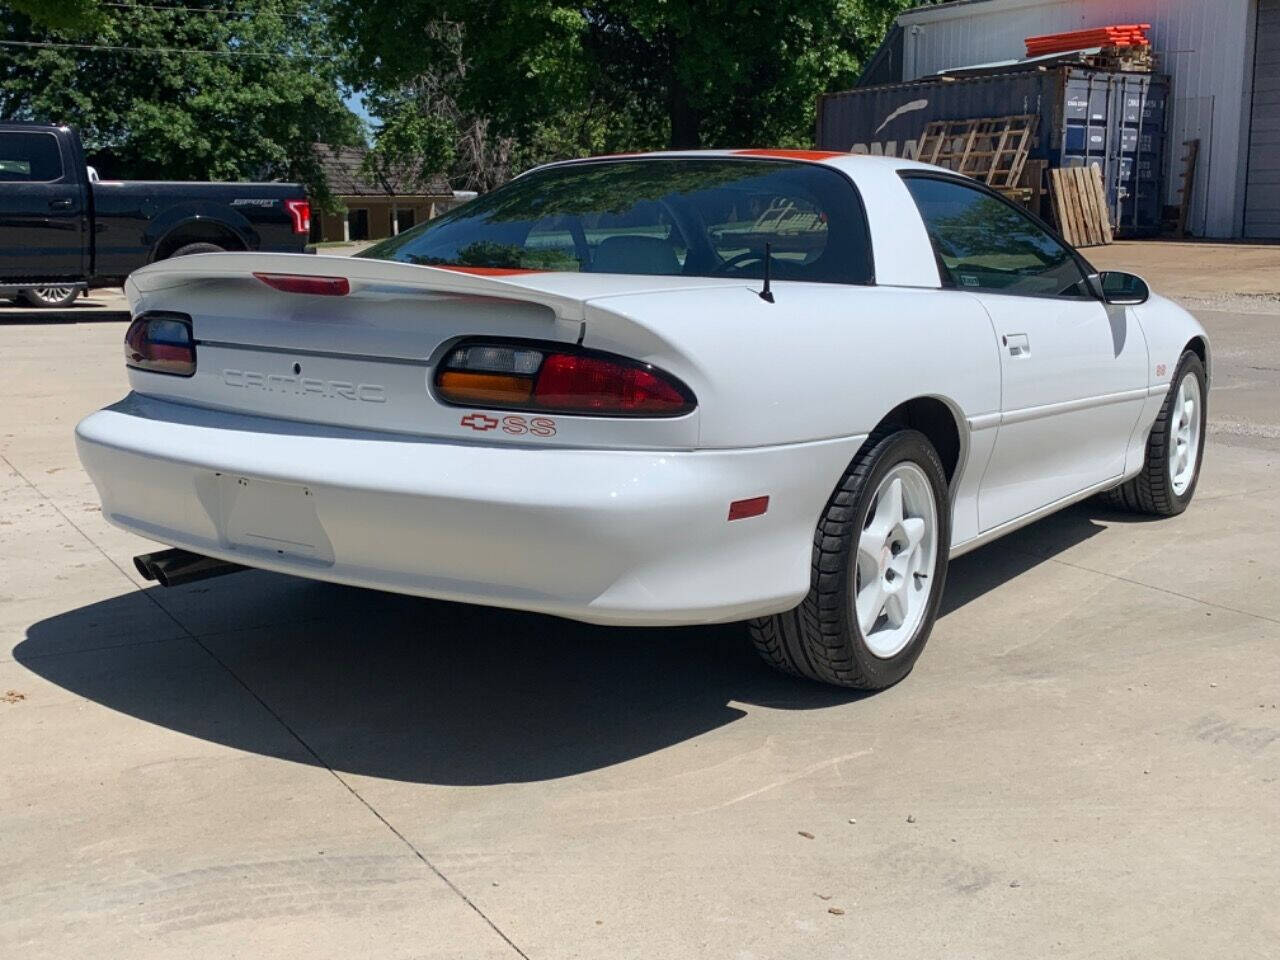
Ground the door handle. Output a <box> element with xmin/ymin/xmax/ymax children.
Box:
<box><xmin>48</xmin><ymin>198</ymin><xmax>74</xmax><ymax>210</ymax></box>
<box><xmin>1004</xmin><ymin>333</ymin><xmax>1031</xmax><ymax>357</ymax></box>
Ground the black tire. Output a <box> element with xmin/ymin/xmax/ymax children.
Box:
<box><xmin>169</xmin><ymin>242</ymin><xmax>226</xmax><ymax>258</ymax></box>
<box><xmin>18</xmin><ymin>285</ymin><xmax>79</xmax><ymax>308</ymax></box>
<box><xmin>1102</xmin><ymin>349</ymin><xmax>1207</xmax><ymax>517</ymax></box>
<box><xmin>749</xmin><ymin>429</ymin><xmax>952</xmax><ymax>689</ymax></box>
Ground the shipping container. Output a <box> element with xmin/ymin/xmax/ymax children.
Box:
<box><xmin>816</xmin><ymin>66</ymin><xmax>1170</xmax><ymax>236</ymax></box>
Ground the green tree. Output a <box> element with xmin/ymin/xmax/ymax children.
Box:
<box><xmin>333</xmin><ymin>0</ymin><xmax>921</xmax><ymax>186</ymax></box>
<box><xmin>5</xmin><ymin>0</ymin><xmax>105</xmax><ymax>33</ymax></box>
<box><xmin>0</xmin><ymin>1</ymin><xmax>362</xmax><ymax>208</ymax></box>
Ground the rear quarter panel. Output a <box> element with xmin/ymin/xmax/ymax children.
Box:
<box><xmin>581</xmin><ymin>282</ymin><xmax>1002</xmax><ymax>542</ymax></box>
<box><xmin>583</xmin><ymin>283</ymin><xmax>1001</xmax><ymax>448</ymax></box>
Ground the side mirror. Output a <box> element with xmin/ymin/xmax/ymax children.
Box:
<box><xmin>1096</xmin><ymin>271</ymin><xmax>1150</xmax><ymax>306</ymax></box>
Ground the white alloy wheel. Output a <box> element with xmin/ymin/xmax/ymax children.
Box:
<box><xmin>1168</xmin><ymin>372</ymin><xmax>1202</xmax><ymax>497</ymax></box>
<box><xmin>1102</xmin><ymin>349</ymin><xmax>1207</xmax><ymax>517</ymax></box>
<box><xmin>750</xmin><ymin>428</ymin><xmax>951</xmax><ymax>689</ymax></box>
<box><xmin>853</xmin><ymin>462</ymin><xmax>939</xmax><ymax>659</ymax></box>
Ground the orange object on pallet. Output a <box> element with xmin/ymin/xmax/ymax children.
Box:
<box><xmin>1025</xmin><ymin>24</ymin><xmax>1151</xmax><ymax>57</ymax></box>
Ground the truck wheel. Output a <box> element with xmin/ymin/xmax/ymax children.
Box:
<box><xmin>170</xmin><ymin>242</ymin><xmax>226</xmax><ymax>258</ymax></box>
<box><xmin>19</xmin><ymin>286</ymin><xmax>79</xmax><ymax>308</ymax></box>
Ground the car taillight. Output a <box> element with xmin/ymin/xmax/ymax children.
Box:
<box><xmin>284</xmin><ymin>198</ymin><xmax>311</xmax><ymax>234</ymax></box>
<box><xmin>436</xmin><ymin>341</ymin><xmax>695</xmax><ymax>417</ymax></box>
<box><xmin>125</xmin><ymin>313</ymin><xmax>195</xmax><ymax>377</ymax></box>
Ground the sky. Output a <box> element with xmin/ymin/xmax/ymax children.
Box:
<box><xmin>344</xmin><ymin>90</ymin><xmax>375</xmax><ymax>132</ymax></box>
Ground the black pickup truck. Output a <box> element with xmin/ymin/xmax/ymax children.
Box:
<box><xmin>0</xmin><ymin>123</ymin><xmax>311</xmax><ymax>307</ymax></box>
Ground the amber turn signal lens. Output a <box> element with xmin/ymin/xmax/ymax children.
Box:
<box><xmin>437</xmin><ymin>371</ymin><xmax>534</xmax><ymax>405</ymax></box>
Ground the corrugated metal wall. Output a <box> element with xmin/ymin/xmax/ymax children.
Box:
<box><xmin>1245</xmin><ymin>0</ymin><xmax>1280</xmax><ymax>237</ymax></box>
<box><xmin>899</xmin><ymin>0</ymin><xmax>1256</xmax><ymax>238</ymax></box>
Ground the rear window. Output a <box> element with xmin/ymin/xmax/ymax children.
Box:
<box><xmin>0</xmin><ymin>132</ymin><xmax>64</xmax><ymax>182</ymax></box>
<box><xmin>360</xmin><ymin>158</ymin><xmax>873</xmax><ymax>285</ymax></box>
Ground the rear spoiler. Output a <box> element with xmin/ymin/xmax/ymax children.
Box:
<box><xmin>125</xmin><ymin>252</ymin><xmax>590</xmax><ymax>322</ymax></box>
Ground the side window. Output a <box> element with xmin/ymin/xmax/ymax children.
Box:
<box><xmin>0</xmin><ymin>132</ymin><xmax>64</xmax><ymax>182</ymax></box>
<box><xmin>903</xmin><ymin>176</ymin><xmax>1089</xmax><ymax>298</ymax></box>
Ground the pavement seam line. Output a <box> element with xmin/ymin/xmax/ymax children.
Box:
<box><xmin>3</xmin><ymin>454</ymin><xmax>532</xmax><ymax>959</ymax></box>
<box><xmin>1014</xmin><ymin>545</ymin><xmax>1280</xmax><ymax>628</ymax></box>
<box><xmin>181</xmin><ymin>633</ymin><xmax>534</xmax><ymax>960</ymax></box>
<box><xmin>2</xmin><ymin>452</ymin><xmax>212</xmax><ymax>639</ymax></box>
<box><xmin>0</xmin><ymin>634</ymin><xmax>182</xmax><ymax>665</ymax></box>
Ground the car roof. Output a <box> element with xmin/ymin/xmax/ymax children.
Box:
<box><xmin>531</xmin><ymin>149</ymin><xmax>951</xmax><ymax>177</ymax></box>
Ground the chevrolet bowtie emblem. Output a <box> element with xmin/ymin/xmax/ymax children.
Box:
<box><xmin>460</xmin><ymin>413</ymin><xmax>499</xmax><ymax>431</ymax></box>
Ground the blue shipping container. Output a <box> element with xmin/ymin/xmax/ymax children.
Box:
<box><xmin>817</xmin><ymin>66</ymin><xmax>1170</xmax><ymax>236</ymax></box>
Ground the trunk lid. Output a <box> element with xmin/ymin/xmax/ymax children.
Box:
<box><xmin>124</xmin><ymin>253</ymin><xmax>745</xmax><ymax>449</ymax></box>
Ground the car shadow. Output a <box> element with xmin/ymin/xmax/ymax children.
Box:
<box><xmin>16</xmin><ymin>501</ymin><xmax>1118</xmax><ymax>786</ymax></box>
<box><xmin>0</xmin><ymin>312</ymin><xmax>129</xmax><ymax>324</ymax></box>
<box><xmin>0</xmin><ymin>295</ymin><xmax>129</xmax><ymax>324</ymax></box>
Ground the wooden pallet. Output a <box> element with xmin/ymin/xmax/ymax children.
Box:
<box><xmin>1009</xmin><ymin>158</ymin><xmax>1048</xmax><ymax>215</ymax></box>
<box><xmin>917</xmin><ymin>115</ymin><xmax>1040</xmax><ymax>190</ymax></box>
<box><xmin>1176</xmin><ymin>139</ymin><xmax>1200</xmax><ymax>238</ymax></box>
<box><xmin>1084</xmin><ymin>45</ymin><xmax>1156</xmax><ymax>72</ymax></box>
<box><xmin>1049</xmin><ymin>165</ymin><xmax>1114</xmax><ymax>248</ymax></box>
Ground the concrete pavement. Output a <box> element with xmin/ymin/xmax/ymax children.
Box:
<box><xmin>2</xmin><ymin>243</ymin><xmax>1278</xmax><ymax>958</ymax></box>
<box><xmin>0</xmin><ymin>287</ymin><xmax>129</xmax><ymax>320</ymax></box>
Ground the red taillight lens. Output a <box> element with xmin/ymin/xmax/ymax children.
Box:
<box><xmin>534</xmin><ymin>353</ymin><xmax>689</xmax><ymax>414</ymax></box>
<box><xmin>125</xmin><ymin>313</ymin><xmax>195</xmax><ymax>377</ymax></box>
<box><xmin>284</xmin><ymin>198</ymin><xmax>311</xmax><ymax>234</ymax></box>
<box><xmin>434</xmin><ymin>342</ymin><xmax>695</xmax><ymax>417</ymax></box>
<box><xmin>254</xmin><ymin>272</ymin><xmax>349</xmax><ymax>296</ymax></box>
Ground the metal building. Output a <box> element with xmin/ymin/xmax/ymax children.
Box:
<box><xmin>884</xmin><ymin>0</ymin><xmax>1278</xmax><ymax>239</ymax></box>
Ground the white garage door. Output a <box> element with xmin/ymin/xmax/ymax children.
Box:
<box><xmin>1246</xmin><ymin>0</ymin><xmax>1280</xmax><ymax>238</ymax></box>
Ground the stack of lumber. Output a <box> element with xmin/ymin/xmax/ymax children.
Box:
<box><xmin>1048</xmin><ymin>165</ymin><xmax>1114</xmax><ymax>248</ymax></box>
<box><xmin>1025</xmin><ymin>24</ymin><xmax>1150</xmax><ymax>58</ymax></box>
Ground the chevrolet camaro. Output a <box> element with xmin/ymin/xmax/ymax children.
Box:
<box><xmin>76</xmin><ymin>150</ymin><xmax>1210</xmax><ymax>689</ymax></box>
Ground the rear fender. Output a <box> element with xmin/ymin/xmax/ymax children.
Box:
<box><xmin>579</xmin><ymin>283</ymin><xmax>1000</xmax><ymax>451</ymax></box>
<box><xmin>146</xmin><ymin>203</ymin><xmax>258</xmax><ymax>259</ymax></box>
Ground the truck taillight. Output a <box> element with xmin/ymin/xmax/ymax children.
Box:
<box><xmin>125</xmin><ymin>313</ymin><xmax>195</xmax><ymax>377</ymax></box>
<box><xmin>284</xmin><ymin>198</ymin><xmax>311</xmax><ymax>234</ymax></box>
<box><xmin>435</xmin><ymin>341</ymin><xmax>695</xmax><ymax>417</ymax></box>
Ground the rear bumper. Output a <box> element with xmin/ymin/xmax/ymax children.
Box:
<box><xmin>76</xmin><ymin>394</ymin><xmax>865</xmax><ymax>626</ymax></box>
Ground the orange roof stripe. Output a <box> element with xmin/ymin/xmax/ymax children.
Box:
<box><xmin>733</xmin><ymin>149</ymin><xmax>845</xmax><ymax>161</ymax></box>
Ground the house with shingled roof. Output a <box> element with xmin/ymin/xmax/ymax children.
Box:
<box><xmin>311</xmin><ymin>143</ymin><xmax>461</xmax><ymax>244</ymax></box>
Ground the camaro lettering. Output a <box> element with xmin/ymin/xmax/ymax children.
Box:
<box><xmin>222</xmin><ymin>369</ymin><xmax>386</xmax><ymax>402</ymax></box>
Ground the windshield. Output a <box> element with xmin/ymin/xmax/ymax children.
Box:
<box><xmin>359</xmin><ymin>158</ymin><xmax>873</xmax><ymax>285</ymax></box>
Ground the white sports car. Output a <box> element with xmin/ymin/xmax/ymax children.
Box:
<box><xmin>76</xmin><ymin>150</ymin><xmax>1210</xmax><ymax>689</ymax></box>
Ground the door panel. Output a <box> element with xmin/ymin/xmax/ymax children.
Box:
<box><xmin>898</xmin><ymin>174</ymin><xmax>1150</xmax><ymax>534</ymax></box>
<box><xmin>0</xmin><ymin>130</ymin><xmax>86</xmax><ymax>280</ymax></box>
<box><xmin>977</xmin><ymin>295</ymin><xmax>1148</xmax><ymax>530</ymax></box>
